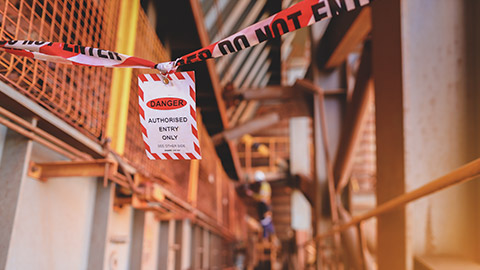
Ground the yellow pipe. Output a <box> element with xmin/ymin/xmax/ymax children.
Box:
<box><xmin>106</xmin><ymin>0</ymin><xmax>140</xmax><ymax>154</ymax></box>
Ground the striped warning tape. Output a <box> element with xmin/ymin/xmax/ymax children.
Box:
<box><xmin>0</xmin><ymin>0</ymin><xmax>373</xmax><ymax>73</ymax></box>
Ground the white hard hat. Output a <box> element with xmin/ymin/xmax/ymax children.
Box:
<box><xmin>254</xmin><ymin>171</ymin><xmax>266</xmax><ymax>182</ymax></box>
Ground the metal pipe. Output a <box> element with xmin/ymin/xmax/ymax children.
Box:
<box><xmin>310</xmin><ymin>157</ymin><xmax>480</xmax><ymax>243</ymax></box>
<box><xmin>0</xmin><ymin>116</ymin><xmax>77</xmax><ymax>160</ymax></box>
<box><xmin>0</xmin><ymin>106</ymin><xmax>91</xmax><ymax>160</ymax></box>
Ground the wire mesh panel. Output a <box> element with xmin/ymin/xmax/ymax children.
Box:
<box><xmin>0</xmin><ymin>0</ymin><xmax>119</xmax><ymax>140</ymax></box>
<box><xmin>197</xmin><ymin>123</ymin><xmax>218</xmax><ymax>219</ymax></box>
<box><xmin>232</xmin><ymin>190</ymin><xmax>247</xmax><ymax>240</ymax></box>
<box><xmin>222</xmin><ymin>170</ymin><xmax>231</xmax><ymax>227</ymax></box>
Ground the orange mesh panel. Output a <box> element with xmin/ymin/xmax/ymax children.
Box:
<box><xmin>196</xmin><ymin>123</ymin><xmax>218</xmax><ymax>219</ymax></box>
<box><xmin>0</xmin><ymin>0</ymin><xmax>119</xmax><ymax>140</ymax></box>
<box><xmin>233</xmin><ymin>191</ymin><xmax>247</xmax><ymax>240</ymax></box>
<box><xmin>222</xmin><ymin>171</ymin><xmax>230</xmax><ymax>227</ymax></box>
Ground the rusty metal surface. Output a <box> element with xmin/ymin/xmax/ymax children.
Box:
<box><xmin>233</xmin><ymin>190</ymin><xmax>247</xmax><ymax>240</ymax></box>
<box><xmin>197</xmin><ymin>122</ymin><xmax>218</xmax><ymax>219</ymax></box>
<box><xmin>222</xmin><ymin>171</ymin><xmax>231</xmax><ymax>227</ymax></box>
<box><xmin>0</xmin><ymin>0</ymin><xmax>119</xmax><ymax>140</ymax></box>
<box><xmin>350</xmin><ymin>102</ymin><xmax>376</xmax><ymax>192</ymax></box>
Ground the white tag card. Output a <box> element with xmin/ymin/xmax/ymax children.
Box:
<box><xmin>138</xmin><ymin>72</ymin><xmax>201</xmax><ymax>160</ymax></box>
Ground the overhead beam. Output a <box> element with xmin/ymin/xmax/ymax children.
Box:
<box><xmin>212</xmin><ymin>113</ymin><xmax>280</xmax><ymax>145</ymax></box>
<box><xmin>237</xmin><ymin>101</ymin><xmax>260</xmax><ymax>125</ymax></box>
<box><xmin>240</xmin><ymin>86</ymin><xmax>298</xmax><ymax>100</ymax></box>
<box><xmin>294</xmin><ymin>79</ymin><xmax>325</xmax><ymax>95</ymax></box>
<box><xmin>252</xmin><ymin>126</ymin><xmax>290</xmax><ymax>137</ymax></box>
<box><xmin>317</xmin><ymin>6</ymin><xmax>372</xmax><ymax>69</ymax></box>
<box><xmin>246</xmin><ymin>82</ymin><xmax>346</xmax><ymax>98</ymax></box>
<box><xmin>233</xmin><ymin>43</ymin><xmax>268</xmax><ymax>88</ymax></box>
<box><xmin>242</xmin><ymin>47</ymin><xmax>272</xmax><ymax>88</ymax></box>
<box><xmin>334</xmin><ymin>42</ymin><xmax>373</xmax><ymax>193</ymax></box>
<box><xmin>229</xmin><ymin>100</ymin><xmax>249</xmax><ymax>127</ymax></box>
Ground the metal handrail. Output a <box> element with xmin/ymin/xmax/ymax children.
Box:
<box><xmin>308</xmin><ymin>157</ymin><xmax>480</xmax><ymax>245</ymax></box>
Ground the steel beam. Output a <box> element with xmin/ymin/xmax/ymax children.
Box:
<box><xmin>212</xmin><ymin>113</ymin><xmax>280</xmax><ymax>145</ymax></box>
<box><xmin>87</xmin><ymin>182</ymin><xmax>115</xmax><ymax>270</ymax></box>
<box><xmin>240</xmin><ymin>86</ymin><xmax>298</xmax><ymax>100</ymax></box>
<box><xmin>317</xmin><ymin>7</ymin><xmax>372</xmax><ymax>69</ymax></box>
<box><xmin>334</xmin><ymin>42</ymin><xmax>373</xmax><ymax>194</ymax></box>
<box><xmin>28</xmin><ymin>159</ymin><xmax>117</xmax><ymax>182</ymax></box>
<box><xmin>129</xmin><ymin>210</ymin><xmax>146</xmax><ymax>270</ymax></box>
<box><xmin>0</xmin><ymin>125</ymin><xmax>34</xmax><ymax>269</ymax></box>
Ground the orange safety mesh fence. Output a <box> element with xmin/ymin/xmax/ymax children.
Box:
<box><xmin>0</xmin><ymin>0</ymin><xmax>119</xmax><ymax>140</ymax></box>
<box><xmin>232</xmin><ymin>189</ymin><xmax>247</xmax><ymax>240</ymax></box>
<box><xmin>197</xmin><ymin>122</ymin><xmax>218</xmax><ymax>219</ymax></box>
<box><xmin>222</xmin><ymin>170</ymin><xmax>231</xmax><ymax>227</ymax></box>
<box><xmin>350</xmin><ymin>98</ymin><xmax>376</xmax><ymax>215</ymax></box>
<box><xmin>124</xmin><ymin>9</ymin><xmax>191</xmax><ymax>201</ymax></box>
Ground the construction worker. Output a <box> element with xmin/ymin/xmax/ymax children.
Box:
<box><xmin>246</xmin><ymin>171</ymin><xmax>275</xmax><ymax>239</ymax></box>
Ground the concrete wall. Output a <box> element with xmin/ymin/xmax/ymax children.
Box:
<box><xmin>402</xmin><ymin>0</ymin><xmax>480</xmax><ymax>263</ymax></box>
<box><xmin>104</xmin><ymin>206</ymin><xmax>133</xmax><ymax>270</ymax></box>
<box><xmin>142</xmin><ymin>212</ymin><xmax>160</xmax><ymax>270</ymax></box>
<box><xmin>290</xmin><ymin>117</ymin><xmax>312</xmax><ymax>176</ymax></box>
<box><xmin>291</xmin><ymin>190</ymin><xmax>312</xmax><ymax>231</ymax></box>
<box><xmin>5</xmin><ymin>143</ymin><xmax>97</xmax><ymax>270</ymax></box>
<box><xmin>373</xmin><ymin>0</ymin><xmax>480</xmax><ymax>268</ymax></box>
<box><xmin>0</xmin><ymin>124</ymin><xmax>6</xmax><ymax>163</ymax></box>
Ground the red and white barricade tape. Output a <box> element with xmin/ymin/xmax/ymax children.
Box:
<box><xmin>0</xmin><ymin>0</ymin><xmax>373</xmax><ymax>73</ymax></box>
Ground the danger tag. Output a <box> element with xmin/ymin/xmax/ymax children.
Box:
<box><xmin>138</xmin><ymin>72</ymin><xmax>201</xmax><ymax>160</ymax></box>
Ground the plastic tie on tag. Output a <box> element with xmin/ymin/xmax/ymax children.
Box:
<box><xmin>154</xmin><ymin>60</ymin><xmax>179</xmax><ymax>84</ymax></box>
